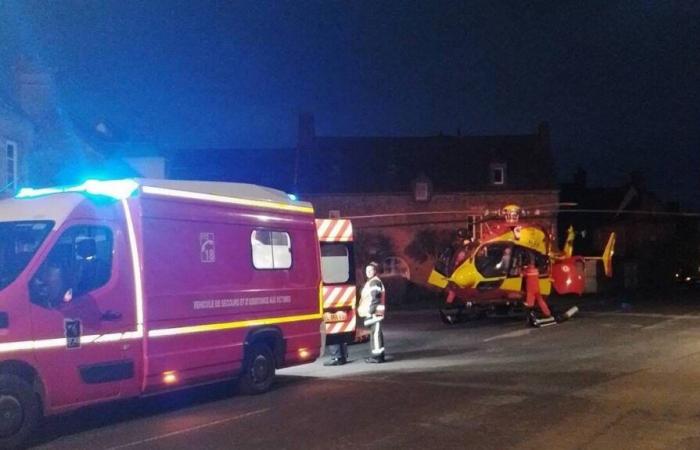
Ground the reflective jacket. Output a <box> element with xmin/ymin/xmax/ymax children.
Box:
<box><xmin>358</xmin><ymin>276</ymin><xmax>385</xmax><ymax>318</ymax></box>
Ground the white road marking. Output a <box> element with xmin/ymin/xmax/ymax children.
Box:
<box><xmin>586</xmin><ymin>312</ymin><xmax>700</xmax><ymax>320</ymax></box>
<box><xmin>104</xmin><ymin>408</ymin><xmax>269</xmax><ymax>450</ymax></box>
<box><xmin>483</xmin><ymin>328</ymin><xmax>535</xmax><ymax>342</ymax></box>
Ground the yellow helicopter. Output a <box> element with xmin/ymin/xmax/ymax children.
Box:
<box><xmin>426</xmin><ymin>204</ymin><xmax>616</xmax><ymax>322</ymax></box>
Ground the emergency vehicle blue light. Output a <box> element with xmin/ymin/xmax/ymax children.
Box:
<box><xmin>287</xmin><ymin>194</ymin><xmax>298</xmax><ymax>201</ymax></box>
<box><xmin>16</xmin><ymin>179</ymin><xmax>140</xmax><ymax>200</ymax></box>
<box><xmin>78</xmin><ymin>179</ymin><xmax>140</xmax><ymax>199</ymax></box>
<box><xmin>15</xmin><ymin>187</ymin><xmax>64</xmax><ymax>198</ymax></box>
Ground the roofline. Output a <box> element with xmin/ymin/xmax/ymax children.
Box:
<box><xmin>300</xmin><ymin>189</ymin><xmax>560</xmax><ymax>197</ymax></box>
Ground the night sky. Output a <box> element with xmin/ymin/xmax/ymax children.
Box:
<box><xmin>1</xmin><ymin>1</ymin><xmax>698</xmax><ymax>206</ymax></box>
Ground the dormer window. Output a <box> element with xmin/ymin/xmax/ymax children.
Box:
<box><xmin>415</xmin><ymin>182</ymin><xmax>429</xmax><ymax>201</ymax></box>
<box><xmin>412</xmin><ymin>175</ymin><xmax>432</xmax><ymax>202</ymax></box>
<box><xmin>490</xmin><ymin>163</ymin><xmax>506</xmax><ymax>185</ymax></box>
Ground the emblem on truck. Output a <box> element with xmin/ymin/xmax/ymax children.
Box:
<box><xmin>200</xmin><ymin>232</ymin><xmax>216</xmax><ymax>263</ymax></box>
<box><xmin>64</xmin><ymin>319</ymin><xmax>82</xmax><ymax>349</ymax></box>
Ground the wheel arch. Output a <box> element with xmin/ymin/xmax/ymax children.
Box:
<box><xmin>244</xmin><ymin>327</ymin><xmax>285</xmax><ymax>368</ymax></box>
<box><xmin>0</xmin><ymin>360</ymin><xmax>46</xmax><ymax>412</ymax></box>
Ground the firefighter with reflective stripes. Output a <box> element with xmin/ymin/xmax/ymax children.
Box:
<box><xmin>358</xmin><ymin>262</ymin><xmax>386</xmax><ymax>363</ymax></box>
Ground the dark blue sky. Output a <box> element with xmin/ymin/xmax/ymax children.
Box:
<box><xmin>1</xmin><ymin>1</ymin><xmax>698</xmax><ymax>205</ymax></box>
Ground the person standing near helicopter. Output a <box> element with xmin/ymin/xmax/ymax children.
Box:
<box><xmin>523</xmin><ymin>253</ymin><xmax>555</xmax><ymax>326</ymax></box>
<box><xmin>358</xmin><ymin>262</ymin><xmax>386</xmax><ymax>363</ymax></box>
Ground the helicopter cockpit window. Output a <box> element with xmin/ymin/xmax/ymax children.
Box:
<box><xmin>475</xmin><ymin>243</ymin><xmax>513</xmax><ymax>278</ymax></box>
<box><xmin>509</xmin><ymin>246</ymin><xmax>549</xmax><ymax>277</ymax></box>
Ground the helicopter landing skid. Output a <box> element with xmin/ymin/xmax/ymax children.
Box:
<box><xmin>530</xmin><ymin>306</ymin><xmax>579</xmax><ymax>328</ymax></box>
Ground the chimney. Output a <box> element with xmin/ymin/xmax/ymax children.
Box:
<box><xmin>297</xmin><ymin>112</ymin><xmax>315</xmax><ymax>149</ymax></box>
<box><xmin>12</xmin><ymin>57</ymin><xmax>58</xmax><ymax>122</ymax></box>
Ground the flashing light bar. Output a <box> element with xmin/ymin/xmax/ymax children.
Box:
<box><xmin>16</xmin><ymin>179</ymin><xmax>140</xmax><ymax>200</ymax></box>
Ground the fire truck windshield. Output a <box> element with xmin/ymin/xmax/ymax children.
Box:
<box><xmin>0</xmin><ymin>221</ymin><xmax>53</xmax><ymax>290</ymax></box>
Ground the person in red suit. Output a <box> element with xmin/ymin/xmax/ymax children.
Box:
<box><xmin>523</xmin><ymin>255</ymin><xmax>555</xmax><ymax>327</ymax></box>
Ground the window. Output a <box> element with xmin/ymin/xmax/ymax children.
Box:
<box><xmin>320</xmin><ymin>243</ymin><xmax>353</xmax><ymax>284</ymax></box>
<box><xmin>251</xmin><ymin>230</ymin><xmax>292</xmax><ymax>269</ymax></box>
<box><xmin>490</xmin><ymin>163</ymin><xmax>506</xmax><ymax>185</ymax></box>
<box><xmin>414</xmin><ymin>182</ymin><xmax>429</xmax><ymax>201</ymax></box>
<box><xmin>29</xmin><ymin>226</ymin><xmax>113</xmax><ymax>308</ymax></box>
<box><xmin>475</xmin><ymin>243</ymin><xmax>548</xmax><ymax>278</ymax></box>
<box><xmin>0</xmin><ymin>221</ymin><xmax>53</xmax><ymax>290</ymax></box>
<box><xmin>5</xmin><ymin>141</ymin><xmax>18</xmax><ymax>191</ymax></box>
<box><xmin>382</xmin><ymin>256</ymin><xmax>411</xmax><ymax>279</ymax></box>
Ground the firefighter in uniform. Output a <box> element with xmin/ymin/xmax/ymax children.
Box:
<box><xmin>358</xmin><ymin>262</ymin><xmax>386</xmax><ymax>363</ymax></box>
<box><xmin>523</xmin><ymin>255</ymin><xmax>555</xmax><ymax>327</ymax></box>
<box><xmin>323</xmin><ymin>336</ymin><xmax>348</xmax><ymax>366</ymax></box>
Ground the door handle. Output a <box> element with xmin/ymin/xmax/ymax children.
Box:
<box><xmin>100</xmin><ymin>310</ymin><xmax>122</xmax><ymax>321</ymax></box>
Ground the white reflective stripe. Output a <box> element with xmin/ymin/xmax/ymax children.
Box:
<box><xmin>324</xmin><ymin>287</ymin><xmax>342</xmax><ymax>307</ymax></box>
<box><xmin>121</xmin><ymin>199</ymin><xmax>145</xmax><ymax>337</ymax></box>
<box><xmin>122</xmin><ymin>330</ymin><xmax>144</xmax><ymax>340</ymax></box>
<box><xmin>316</xmin><ymin>220</ymin><xmax>332</xmax><ymax>239</ymax></box>
<box><xmin>372</xmin><ymin>347</ymin><xmax>385</xmax><ymax>355</ymax></box>
<box><xmin>328</xmin><ymin>220</ymin><xmax>346</xmax><ymax>241</ymax></box>
<box><xmin>341</xmin><ymin>222</ymin><xmax>353</xmax><ymax>241</ymax></box>
<box><xmin>142</xmin><ymin>185</ymin><xmax>314</xmax><ymax>214</ymax></box>
<box><xmin>0</xmin><ymin>332</ymin><xmax>145</xmax><ymax>354</ymax></box>
<box><xmin>94</xmin><ymin>333</ymin><xmax>125</xmax><ymax>343</ymax></box>
<box><xmin>28</xmin><ymin>338</ymin><xmax>67</xmax><ymax>350</ymax></box>
<box><xmin>79</xmin><ymin>334</ymin><xmax>102</xmax><ymax>344</ymax></box>
<box><xmin>336</xmin><ymin>287</ymin><xmax>355</xmax><ymax>307</ymax></box>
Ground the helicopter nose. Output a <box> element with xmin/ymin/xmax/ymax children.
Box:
<box><xmin>451</xmin><ymin>263</ymin><xmax>478</xmax><ymax>289</ymax></box>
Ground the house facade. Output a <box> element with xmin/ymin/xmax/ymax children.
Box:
<box><xmin>294</xmin><ymin>116</ymin><xmax>559</xmax><ymax>289</ymax></box>
<box><xmin>0</xmin><ymin>59</ymin><xmax>151</xmax><ymax>195</ymax></box>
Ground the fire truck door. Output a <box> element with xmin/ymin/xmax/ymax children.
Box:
<box><xmin>29</xmin><ymin>222</ymin><xmax>137</xmax><ymax>408</ymax></box>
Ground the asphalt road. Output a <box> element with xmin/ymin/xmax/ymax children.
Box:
<box><xmin>31</xmin><ymin>296</ymin><xmax>700</xmax><ymax>449</ymax></box>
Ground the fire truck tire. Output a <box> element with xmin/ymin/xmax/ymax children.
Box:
<box><xmin>0</xmin><ymin>374</ymin><xmax>40</xmax><ymax>449</ymax></box>
<box><xmin>239</xmin><ymin>343</ymin><xmax>276</xmax><ymax>395</ymax></box>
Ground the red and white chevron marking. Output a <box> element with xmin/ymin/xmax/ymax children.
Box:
<box><xmin>325</xmin><ymin>313</ymin><xmax>356</xmax><ymax>334</ymax></box>
<box><xmin>323</xmin><ymin>285</ymin><xmax>356</xmax><ymax>309</ymax></box>
<box><xmin>316</xmin><ymin>219</ymin><xmax>353</xmax><ymax>242</ymax></box>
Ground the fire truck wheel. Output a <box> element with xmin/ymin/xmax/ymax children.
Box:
<box><xmin>0</xmin><ymin>374</ymin><xmax>40</xmax><ymax>449</ymax></box>
<box><xmin>239</xmin><ymin>343</ymin><xmax>276</xmax><ymax>395</ymax></box>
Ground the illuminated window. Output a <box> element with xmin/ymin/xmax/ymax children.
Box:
<box><xmin>320</xmin><ymin>243</ymin><xmax>353</xmax><ymax>284</ymax></box>
<box><xmin>5</xmin><ymin>141</ymin><xmax>18</xmax><ymax>191</ymax></box>
<box><xmin>251</xmin><ymin>230</ymin><xmax>292</xmax><ymax>269</ymax></box>
<box><xmin>490</xmin><ymin>163</ymin><xmax>506</xmax><ymax>185</ymax></box>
